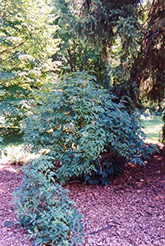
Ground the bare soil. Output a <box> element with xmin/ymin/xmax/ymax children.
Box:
<box><xmin>0</xmin><ymin>144</ymin><xmax>164</xmax><ymax>246</ymax></box>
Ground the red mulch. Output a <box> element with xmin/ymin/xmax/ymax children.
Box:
<box><xmin>0</xmin><ymin>145</ymin><xmax>164</xmax><ymax>246</ymax></box>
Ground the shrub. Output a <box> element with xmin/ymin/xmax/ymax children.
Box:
<box><xmin>84</xmin><ymin>152</ymin><xmax>125</xmax><ymax>185</ymax></box>
<box><xmin>13</xmin><ymin>157</ymin><xmax>83</xmax><ymax>246</ymax></box>
<box><xmin>23</xmin><ymin>72</ymin><xmax>155</xmax><ymax>184</ymax></box>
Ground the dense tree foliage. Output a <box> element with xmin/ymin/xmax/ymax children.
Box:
<box><xmin>0</xmin><ymin>0</ymin><xmax>60</xmax><ymax>128</ymax></box>
<box><xmin>70</xmin><ymin>0</ymin><xmax>141</xmax><ymax>84</ymax></box>
<box><xmin>0</xmin><ymin>0</ymin><xmax>60</xmax><ymax>91</ymax></box>
<box><xmin>52</xmin><ymin>0</ymin><xmax>109</xmax><ymax>86</ymax></box>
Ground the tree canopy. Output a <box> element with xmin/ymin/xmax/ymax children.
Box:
<box><xmin>0</xmin><ymin>0</ymin><xmax>60</xmax><ymax>99</ymax></box>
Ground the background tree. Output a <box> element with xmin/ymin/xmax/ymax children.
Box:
<box><xmin>0</xmin><ymin>0</ymin><xmax>60</xmax><ymax>129</ymax></box>
<box><xmin>63</xmin><ymin>0</ymin><xmax>164</xmax><ymax>140</ymax></box>
<box><xmin>52</xmin><ymin>0</ymin><xmax>109</xmax><ymax>86</ymax></box>
<box><xmin>59</xmin><ymin>0</ymin><xmax>142</xmax><ymax>109</ymax></box>
<box><xmin>131</xmin><ymin>0</ymin><xmax>165</xmax><ymax>142</ymax></box>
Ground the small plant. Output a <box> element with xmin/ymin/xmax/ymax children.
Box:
<box><xmin>13</xmin><ymin>157</ymin><xmax>84</xmax><ymax>246</ymax></box>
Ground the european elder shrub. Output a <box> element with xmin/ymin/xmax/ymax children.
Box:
<box><xmin>23</xmin><ymin>72</ymin><xmax>155</xmax><ymax>183</ymax></box>
<box><xmin>13</xmin><ymin>157</ymin><xmax>83</xmax><ymax>246</ymax></box>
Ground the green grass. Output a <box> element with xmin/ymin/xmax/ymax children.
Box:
<box><xmin>0</xmin><ymin>129</ymin><xmax>24</xmax><ymax>148</ymax></box>
<box><xmin>141</xmin><ymin>116</ymin><xmax>163</xmax><ymax>143</ymax></box>
<box><xmin>0</xmin><ymin>130</ymin><xmax>37</xmax><ymax>164</ymax></box>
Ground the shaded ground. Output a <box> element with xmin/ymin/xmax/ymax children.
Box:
<box><xmin>0</xmin><ymin>145</ymin><xmax>164</xmax><ymax>246</ymax></box>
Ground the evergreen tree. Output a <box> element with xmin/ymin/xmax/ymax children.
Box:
<box><xmin>130</xmin><ymin>0</ymin><xmax>165</xmax><ymax>142</ymax></box>
<box><xmin>52</xmin><ymin>0</ymin><xmax>109</xmax><ymax>86</ymax></box>
<box><xmin>65</xmin><ymin>0</ymin><xmax>165</xmax><ymax>141</ymax></box>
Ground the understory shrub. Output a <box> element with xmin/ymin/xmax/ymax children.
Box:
<box><xmin>84</xmin><ymin>151</ymin><xmax>125</xmax><ymax>185</ymax></box>
<box><xmin>23</xmin><ymin>72</ymin><xmax>155</xmax><ymax>184</ymax></box>
<box><xmin>13</xmin><ymin>157</ymin><xmax>83</xmax><ymax>246</ymax></box>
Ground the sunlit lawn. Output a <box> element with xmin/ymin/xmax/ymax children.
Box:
<box><xmin>0</xmin><ymin>130</ymin><xmax>36</xmax><ymax>164</ymax></box>
<box><xmin>141</xmin><ymin>116</ymin><xmax>163</xmax><ymax>143</ymax></box>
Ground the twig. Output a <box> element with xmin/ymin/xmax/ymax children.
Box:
<box><xmin>89</xmin><ymin>224</ymin><xmax>113</xmax><ymax>235</ymax></box>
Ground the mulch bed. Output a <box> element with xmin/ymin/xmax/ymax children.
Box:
<box><xmin>0</xmin><ymin>144</ymin><xmax>164</xmax><ymax>246</ymax></box>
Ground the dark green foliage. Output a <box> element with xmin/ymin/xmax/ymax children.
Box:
<box><xmin>23</xmin><ymin>72</ymin><xmax>108</xmax><ymax>183</ymax></box>
<box><xmin>23</xmin><ymin>72</ymin><xmax>155</xmax><ymax>184</ymax></box>
<box><xmin>74</xmin><ymin>1</ymin><xmax>141</xmax><ymax>58</ymax></box>
<box><xmin>52</xmin><ymin>1</ymin><xmax>109</xmax><ymax>86</ymax></box>
<box><xmin>64</xmin><ymin>0</ymin><xmax>142</xmax><ymax>94</ymax></box>
<box><xmin>59</xmin><ymin>38</ymin><xmax>109</xmax><ymax>87</ymax></box>
<box><xmin>110</xmin><ymin>80</ymin><xmax>139</xmax><ymax>113</ymax></box>
<box><xmin>13</xmin><ymin>156</ymin><xmax>84</xmax><ymax>246</ymax></box>
<box><xmin>83</xmin><ymin>150</ymin><xmax>125</xmax><ymax>185</ymax></box>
